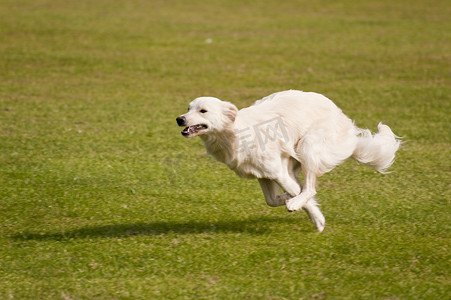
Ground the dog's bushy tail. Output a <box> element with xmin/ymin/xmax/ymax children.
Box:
<box><xmin>352</xmin><ymin>123</ymin><xmax>402</xmax><ymax>174</ymax></box>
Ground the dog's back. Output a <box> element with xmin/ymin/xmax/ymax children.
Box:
<box><xmin>236</xmin><ymin>90</ymin><xmax>348</xmax><ymax>141</ymax></box>
<box><xmin>235</xmin><ymin>90</ymin><xmax>400</xmax><ymax>176</ymax></box>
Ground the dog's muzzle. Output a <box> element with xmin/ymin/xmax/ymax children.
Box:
<box><xmin>176</xmin><ymin>116</ymin><xmax>186</xmax><ymax>127</ymax></box>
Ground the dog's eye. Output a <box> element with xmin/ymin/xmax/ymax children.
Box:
<box><xmin>200</xmin><ymin>109</ymin><xmax>207</xmax><ymax>113</ymax></box>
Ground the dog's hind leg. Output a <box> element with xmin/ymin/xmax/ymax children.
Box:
<box><xmin>258</xmin><ymin>178</ymin><xmax>286</xmax><ymax>207</ymax></box>
<box><xmin>287</xmin><ymin>158</ymin><xmax>325</xmax><ymax>231</ymax></box>
<box><xmin>303</xmin><ymin>197</ymin><xmax>325</xmax><ymax>232</ymax></box>
<box><xmin>271</xmin><ymin>171</ymin><xmax>325</xmax><ymax>232</ymax></box>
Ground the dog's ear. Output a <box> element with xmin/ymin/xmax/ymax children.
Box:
<box><xmin>223</xmin><ymin>102</ymin><xmax>238</xmax><ymax>123</ymax></box>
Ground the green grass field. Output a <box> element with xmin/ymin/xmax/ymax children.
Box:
<box><xmin>1</xmin><ymin>0</ymin><xmax>450</xmax><ymax>299</ymax></box>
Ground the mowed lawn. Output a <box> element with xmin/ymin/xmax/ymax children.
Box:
<box><xmin>0</xmin><ymin>0</ymin><xmax>450</xmax><ymax>299</ymax></box>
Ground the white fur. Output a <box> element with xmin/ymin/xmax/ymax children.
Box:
<box><xmin>177</xmin><ymin>90</ymin><xmax>401</xmax><ymax>232</ymax></box>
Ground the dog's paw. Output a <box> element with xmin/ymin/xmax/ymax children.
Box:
<box><xmin>312</xmin><ymin>215</ymin><xmax>325</xmax><ymax>232</ymax></box>
<box><xmin>286</xmin><ymin>198</ymin><xmax>303</xmax><ymax>212</ymax></box>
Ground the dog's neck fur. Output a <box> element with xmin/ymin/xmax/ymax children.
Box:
<box><xmin>200</xmin><ymin>128</ymin><xmax>238</xmax><ymax>168</ymax></box>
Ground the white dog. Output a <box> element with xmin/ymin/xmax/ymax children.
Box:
<box><xmin>176</xmin><ymin>90</ymin><xmax>401</xmax><ymax>232</ymax></box>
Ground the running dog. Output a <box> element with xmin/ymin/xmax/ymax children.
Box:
<box><xmin>176</xmin><ymin>90</ymin><xmax>401</xmax><ymax>232</ymax></box>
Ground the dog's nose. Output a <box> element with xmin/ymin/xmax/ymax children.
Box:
<box><xmin>176</xmin><ymin>116</ymin><xmax>186</xmax><ymax>126</ymax></box>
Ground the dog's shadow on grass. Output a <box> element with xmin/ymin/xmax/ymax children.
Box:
<box><xmin>13</xmin><ymin>216</ymin><xmax>306</xmax><ymax>241</ymax></box>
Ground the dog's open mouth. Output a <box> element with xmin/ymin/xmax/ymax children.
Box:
<box><xmin>181</xmin><ymin>124</ymin><xmax>208</xmax><ymax>137</ymax></box>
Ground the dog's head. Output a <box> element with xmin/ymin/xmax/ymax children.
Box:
<box><xmin>176</xmin><ymin>97</ymin><xmax>238</xmax><ymax>138</ymax></box>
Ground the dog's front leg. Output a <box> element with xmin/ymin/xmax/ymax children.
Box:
<box><xmin>258</xmin><ymin>178</ymin><xmax>286</xmax><ymax>207</ymax></box>
<box><xmin>274</xmin><ymin>175</ymin><xmax>302</xmax><ymax>202</ymax></box>
<box><xmin>275</xmin><ymin>174</ymin><xmax>316</xmax><ymax>212</ymax></box>
<box><xmin>284</xmin><ymin>171</ymin><xmax>317</xmax><ymax>212</ymax></box>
